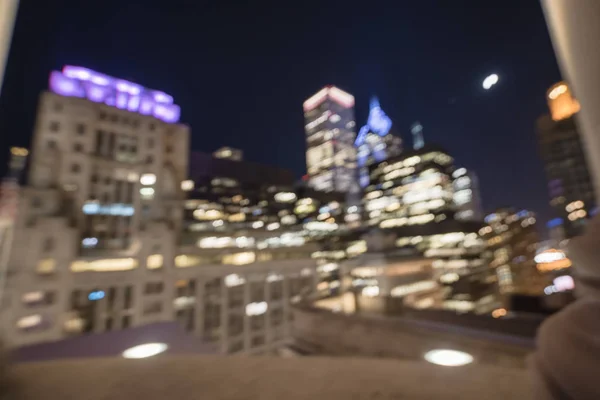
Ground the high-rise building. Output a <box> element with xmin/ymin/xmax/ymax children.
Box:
<box><xmin>355</xmin><ymin>97</ymin><xmax>402</xmax><ymax>187</ymax></box>
<box><xmin>303</xmin><ymin>86</ymin><xmax>357</xmax><ymax>193</ymax></box>
<box><xmin>351</xmin><ymin>145</ymin><xmax>497</xmax><ymax>314</ymax></box>
<box><xmin>536</xmin><ymin>81</ymin><xmax>595</xmax><ymax>237</ymax></box>
<box><xmin>452</xmin><ymin>168</ymin><xmax>484</xmax><ymax>221</ymax></box>
<box><xmin>0</xmin><ymin>0</ymin><xmax>19</xmax><ymax>94</ymax></box>
<box><xmin>479</xmin><ymin>209</ymin><xmax>542</xmax><ymax>296</ymax></box>
<box><xmin>1</xmin><ymin>66</ymin><xmax>190</xmax><ymax>347</ymax></box>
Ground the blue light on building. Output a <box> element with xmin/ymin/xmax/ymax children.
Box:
<box><xmin>88</xmin><ymin>290</ymin><xmax>105</xmax><ymax>301</ymax></box>
<box><xmin>82</xmin><ymin>203</ymin><xmax>134</xmax><ymax>216</ymax></box>
<box><xmin>354</xmin><ymin>97</ymin><xmax>400</xmax><ymax>187</ymax></box>
<box><xmin>517</xmin><ymin>210</ymin><xmax>529</xmax><ymax>218</ymax></box>
<box><xmin>547</xmin><ymin>218</ymin><xmax>564</xmax><ymax>229</ymax></box>
<box><xmin>354</xmin><ymin>97</ymin><xmax>392</xmax><ymax>147</ymax></box>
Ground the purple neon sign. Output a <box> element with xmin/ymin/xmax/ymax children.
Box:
<box><xmin>49</xmin><ymin>66</ymin><xmax>181</xmax><ymax>123</ymax></box>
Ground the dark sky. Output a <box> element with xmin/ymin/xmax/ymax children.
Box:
<box><xmin>0</xmin><ymin>0</ymin><xmax>562</xmax><ymax>224</ymax></box>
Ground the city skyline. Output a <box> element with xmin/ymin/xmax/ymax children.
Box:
<box><xmin>0</xmin><ymin>0</ymin><xmax>562</xmax><ymax>223</ymax></box>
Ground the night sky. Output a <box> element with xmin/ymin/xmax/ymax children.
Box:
<box><xmin>0</xmin><ymin>0</ymin><xmax>562</xmax><ymax>224</ymax></box>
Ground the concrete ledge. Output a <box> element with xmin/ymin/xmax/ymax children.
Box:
<box><xmin>292</xmin><ymin>306</ymin><xmax>533</xmax><ymax>368</ymax></box>
<box><xmin>5</xmin><ymin>355</ymin><xmax>530</xmax><ymax>399</ymax></box>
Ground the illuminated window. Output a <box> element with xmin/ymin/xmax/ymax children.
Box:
<box><xmin>82</xmin><ymin>237</ymin><xmax>98</xmax><ymax>248</ymax></box>
<box><xmin>229</xmin><ymin>213</ymin><xmax>246</xmax><ymax>222</ymax></box>
<box><xmin>305</xmin><ymin>221</ymin><xmax>338</xmax><ymax>231</ymax></box>
<box><xmin>454</xmin><ymin>176</ymin><xmax>471</xmax><ymax>190</ymax></box>
<box><xmin>181</xmin><ymin>180</ymin><xmax>194</xmax><ymax>191</ymax></box>
<box><xmin>362</xmin><ymin>286</ymin><xmax>380</xmax><ymax>297</ymax></box>
<box><xmin>390</xmin><ymin>281</ymin><xmax>437</xmax><ymax>297</ymax></box>
<box><xmin>193</xmin><ymin>208</ymin><xmax>223</xmax><ymax>220</ymax></box>
<box><xmin>452</xmin><ymin>168</ymin><xmax>467</xmax><ymax>178</ymax></box>
<box><xmin>225</xmin><ymin>274</ymin><xmax>246</xmax><ymax>287</ymax></box>
<box><xmin>266</xmin><ymin>222</ymin><xmax>280</xmax><ymax>231</ymax></box>
<box><xmin>252</xmin><ymin>221</ymin><xmax>264</xmax><ymax>229</ymax></box>
<box><xmin>71</xmin><ymin>258</ymin><xmax>138</xmax><ymax>272</ymax></box>
<box><xmin>140</xmin><ymin>173</ymin><xmax>156</xmax><ymax>186</ymax></box>
<box><xmin>36</xmin><ymin>258</ymin><xmax>56</xmax><ymax>274</ymax></box>
<box><xmin>17</xmin><ymin>314</ymin><xmax>44</xmax><ymax>330</ymax></box>
<box><xmin>22</xmin><ymin>291</ymin><xmax>46</xmax><ymax>304</ymax></box>
<box><xmin>147</xmin><ymin>254</ymin><xmax>164</xmax><ymax>269</ymax></box>
<box><xmin>281</xmin><ymin>215</ymin><xmax>297</xmax><ymax>225</ymax></box>
<box><xmin>274</xmin><ymin>192</ymin><xmax>297</xmax><ymax>203</ymax></box>
<box><xmin>317</xmin><ymin>263</ymin><xmax>339</xmax><ymax>273</ymax></box>
<box><xmin>347</xmin><ymin>241</ymin><xmax>367</xmax><ymax>256</ymax></box>
<box><xmin>140</xmin><ymin>187</ymin><xmax>155</xmax><ymax>199</ymax></box>
<box><xmin>453</xmin><ymin>189</ymin><xmax>472</xmax><ymax>206</ymax></box>
<box><xmin>404</xmin><ymin>156</ymin><xmax>421</xmax><ymax>167</ymax></box>
<box><xmin>175</xmin><ymin>255</ymin><xmax>203</xmax><ymax>268</ymax></box>
<box><xmin>64</xmin><ymin>318</ymin><xmax>85</xmax><ymax>333</ymax></box>
<box><xmin>246</xmin><ymin>301</ymin><xmax>268</xmax><ymax>316</ymax></box>
<box><xmin>223</xmin><ymin>252</ymin><xmax>256</xmax><ymax>266</ymax></box>
<box><xmin>198</xmin><ymin>236</ymin><xmax>235</xmax><ymax>248</ymax></box>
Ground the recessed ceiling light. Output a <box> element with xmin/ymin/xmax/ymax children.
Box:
<box><xmin>424</xmin><ymin>349</ymin><xmax>473</xmax><ymax>366</ymax></box>
<box><xmin>122</xmin><ymin>343</ymin><xmax>168</xmax><ymax>359</ymax></box>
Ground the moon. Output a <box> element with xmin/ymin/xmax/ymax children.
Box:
<box><xmin>483</xmin><ymin>74</ymin><xmax>499</xmax><ymax>90</ymax></box>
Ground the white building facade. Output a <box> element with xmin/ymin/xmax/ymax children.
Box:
<box><xmin>0</xmin><ymin>67</ymin><xmax>318</xmax><ymax>355</ymax></box>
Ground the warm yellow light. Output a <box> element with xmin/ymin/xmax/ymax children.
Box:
<box><xmin>228</xmin><ymin>212</ymin><xmax>245</xmax><ymax>222</ymax></box>
<box><xmin>10</xmin><ymin>147</ymin><xmax>28</xmax><ymax>157</ymax></box>
<box><xmin>37</xmin><ymin>258</ymin><xmax>56</xmax><ymax>274</ymax></box>
<box><xmin>147</xmin><ymin>254</ymin><xmax>163</xmax><ymax>269</ymax></box>
<box><xmin>547</xmin><ymin>81</ymin><xmax>581</xmax><ymax>121</ymax></box>
<box><xmin>492</xmin><ymin>308</ymin><xmax>507</xmax><ymax>318</ymax></box>
<box><xmin>71</xmin><ymin>258</ymin><xmax>138</xmax><ymax>272</ymax></box>
<box><xmin>175</xmin><ymin>255</ymin><xmax>203</xmax><ymax>268</ymax></box>
<box><xmin>537</xmin><ymin>258</ymin><xmax>572</xmax><ymax>272</ymax></box>
<box><xmin>222</xmin><ymin>252</ymin><xmax>255</xmax><ymax>266</ymax></box>
<box><xmin>181</xmin><ymin>180</ymin><xmax>194</xmax><ymax>191</ymax></box>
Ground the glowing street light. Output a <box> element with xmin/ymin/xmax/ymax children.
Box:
<box><xmin>482</xmin><ymin>74</ymin><xmax>499</xmax><ymax>90</ymax></box>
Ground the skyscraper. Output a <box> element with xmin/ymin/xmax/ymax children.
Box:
<box><xmin>452</xmin><ymin>167</ymin><xmax>483</xmax><ymax>221</ymax></box>
<box><xmin>303</xmin><ymin>86</ymin><xmax>357</xmax><ymax>193</ymax></box>
<box><xmin>0</xmin><ymin>0</ymin><xmax>19</xmax><ymax>93</ymax></box>
<box><xmin>536</xmin><ymin>81</ymin><xmax>595</xmax><ymax>237</ymax></box>
<box><xmin>355</xmin><ymin>97</ymin><xmax>402</xmax><ymax>187</ymax></box>
<box><xmin>359</xmin><ymin>145</ymin><xmax>497</xmax><ymax>314</ymax></box>
<box><xmin>411</xmin><ymin>122</ymin><xmax>424</xmax><ymax>150</ymax></box>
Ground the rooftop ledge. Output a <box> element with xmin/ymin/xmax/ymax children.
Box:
<box><xmin>5</xmin><ymin>355</ymin><xmax>530</xmax><ymax>399</ymax></box>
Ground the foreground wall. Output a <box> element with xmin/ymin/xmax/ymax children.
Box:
<box><xmin>292</xmin><ymin>306</ymin><xmax>532</xmax><ymax>368</ymax></box>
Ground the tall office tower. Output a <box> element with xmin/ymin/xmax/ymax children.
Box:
<box><xmin>303</xmin><ymin>86</ymin><xmax>357</xmax><ymax>193</ymax></box>
<box><xmin>536</xmin><ymin>81</ymin><xmax>595</xmax><ymax>237</ymax></box>
<box><xmin>355</xmin><ymin>97</ymin><xmax>402</xmax><ymax>187</ymax></box>
<box><xmin>452</xmin><ymin>167</ymin><xmax>484</xmax><ymax>221</ymax></box>
<box><xmin>1</xmin><ymin>66</ymin><xmax>190</xmax><ymax>347</ymax></box>
<box><xmin>356</xmin><ymin>145</ymin><xmax>497</xmax><ymax>314</ymax></box>
<box><xmin>479</xmin><ymin>209</ymin><xmax>542</xmax><ymax>296</ymax></box>
<box><xmin>0</xmin><ymin>0</ymin><xmax>19</xmax><ymax>93</ymax></box>
<box><xmin>411</xmin><ymin>122</ymin><xmax>424</xmax><ymax>150</ymax></box>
